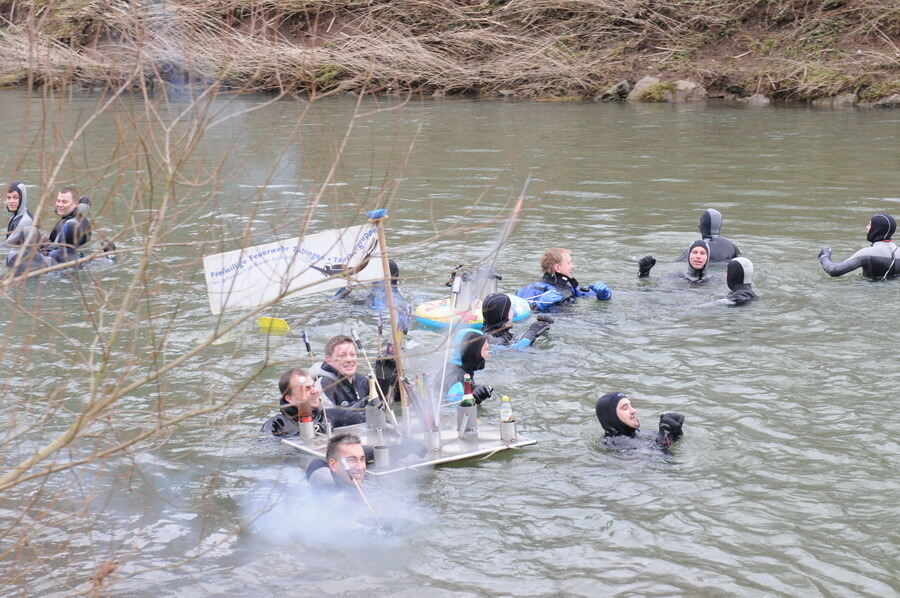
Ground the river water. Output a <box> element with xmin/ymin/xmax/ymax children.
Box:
<box><xmin>0</xmin><ymin>89</ymin><xmax>898</xmax><ymax>597</ymax></box>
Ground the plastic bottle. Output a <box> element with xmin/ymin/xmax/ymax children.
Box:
<box><xmin>460</xmin><ymin>374</ymin><xmax>475</xmax><ymax>407</ymax></box>
<box><xmin>499</xmin><ymin>395</ymin><xmax>513</xmax><ymax>423</ymax></box>
<box><xmin>368</xmin><ymin>375</ymin><xmax>379</xmax><ymax>404</ymax></box>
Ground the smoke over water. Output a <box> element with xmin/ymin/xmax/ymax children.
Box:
<box><xmin>240</xmin><ymin>466</ymin><xmax>434</xmax><ymax>553</ymax></box>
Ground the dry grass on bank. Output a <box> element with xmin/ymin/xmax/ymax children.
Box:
<box><xmin>0</xmin><ymin>0</ymin><xmax>898</xmax><ymax>100</ymax></box>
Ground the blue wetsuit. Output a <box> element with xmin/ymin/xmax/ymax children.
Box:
<box><xmin>515</xmin><ymin>272</ymin><xmax>610</xmax><ymax>312</ymax></box>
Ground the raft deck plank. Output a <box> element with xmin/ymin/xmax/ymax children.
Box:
<box><xmin>282</xmin><ymin>416</ymin><xmax>536</xmax><ymax>476</ymax></box>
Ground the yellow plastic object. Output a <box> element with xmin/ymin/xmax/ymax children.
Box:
<box><xmin>258</xmin><ymin>317</ymin><xmax>290</xmax><ymax>334</ymax></box>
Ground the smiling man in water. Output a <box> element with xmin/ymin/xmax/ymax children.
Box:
<box><xmin>306</xmin><ymin>433</ymin><xmax>367</xmax><ymax>490</ymax></box>
<box><xmin>46</xmin><ymin>187</ymin><xmax>91</xmax><ymax>263</ymax></box>
<box><xmin>310</xmin><ymin>335</ymin><xmax>370</xmax><ymax>408</ymax></box>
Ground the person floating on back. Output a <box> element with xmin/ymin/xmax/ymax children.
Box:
<box><xmin>516</xmin><ymin>247</ymin><xmax>611</xmax><ymax>312</ymax></box>
<box><xmin>677</xmin><ymin>208</ymin><xmax>740</xmax><ymax>263</ymax></box>
<box><xmin>818</xmin><ymin>213</ymin><xmax>899</xmax><ymax>280</ymax></box>
<box><xmin>595</xmin><ymin>392</ymin><xmax>684</xmax><ymax>452</ymax></box>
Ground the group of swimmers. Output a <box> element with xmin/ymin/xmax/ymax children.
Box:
<box><xmin>2</xmin><ymin>182</ymin><xmax>112</xmax><ymax>273</ymax></box>
<box><xmin>259</xmin><ymin>206</ymin><xmax>900</xmax><ymax>492</ymax></box>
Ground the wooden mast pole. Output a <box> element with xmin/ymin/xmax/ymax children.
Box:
<box><xmin>367</xmin><ymin>210</ymin><xmax>409</xmax><ymax>420</ymax></box>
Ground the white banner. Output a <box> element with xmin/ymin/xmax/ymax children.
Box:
<box><xmin>203</xmin><ymin>223</ymin><xmax>383</xmax><ymax>314</ymax></box>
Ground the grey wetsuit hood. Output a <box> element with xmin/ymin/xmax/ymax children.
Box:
<box><xmin>699</xmin><ymin>208</ymin><xmax>723</xmax><ymax>238</ymax></box>
<box><xmin>727</xmin><ymin>257</ymin><xmax>753</xmax><ymax>289</ymax></box>
<box><xmin>685</xmin><ymin>240</ymin><xmax>710</xmax><ymax>281</ymax></box>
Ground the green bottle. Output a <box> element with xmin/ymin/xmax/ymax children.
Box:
<box><xmin>460</xmin><ymin>374</ymin><xmax>475</xmax><ymax>407</ymax></box>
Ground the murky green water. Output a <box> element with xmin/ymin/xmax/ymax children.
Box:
<box><xmin>1</xmin><ymin>88</ymin><xmax>898</xmax><ymax>597</ymax></box>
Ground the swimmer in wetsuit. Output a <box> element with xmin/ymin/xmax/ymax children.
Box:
<box><xmin>676</xmin><ymin>208</ymin><xmax>740</xmax><ymax>263</ymax></box>
<box><xmin>638</xmin><ymin>239</ymin><xmax>711</xmax><ymax>283</ymax></box>
<box><xmin>818</xmin><ymin>213</ymin><xmax>900</xmax><ymax>280</ymax></box>
<box><xmin>334</xmin><ymin>259</ymin><xmax>413</xmax><ymax>333</ymax></box>
<box><xmin>440</xmin><ymin>328</ymin><xmax>493</xmax><ymax>405</ymax></box>
<box><xmin>595</xmin><ymin>392</ymin><xmax>684</xmax><ymax>451</ymax></box>
<box><xmin>515</xmin><ymin>247</ymin><xmax>611</xmax><ymax>312</ymax></box>
<box><xmin>722</xmin><ymin>257</ymin><xmax>757</xmax><ymax>305</ymax></box>
<box><xmin>481</xmin><ymin>292</ymin><xmax>552</xmax><ymax>350</ymax></box>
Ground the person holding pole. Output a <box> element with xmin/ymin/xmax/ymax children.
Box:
<box><xmin>306</xmin><ymin>433</ymin><xmax>368</xmax><ymax>491</ymax></box>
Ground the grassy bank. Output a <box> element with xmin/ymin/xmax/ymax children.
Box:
<box><xmin>0</xmin><ymin>0</ymin><xmax>897</xmax><ymax>101</ymax></box>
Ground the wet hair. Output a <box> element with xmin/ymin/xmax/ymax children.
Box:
<box><xmin>278</xmin><ymin>367</ymin><xmax>308</xmax><ymax>398</ymax></box>
<box><xmin>866</xmin><ymin>213</ymin><xmax>896</xmax><ymax>244</ymax></box>
<box><xmin>325</xmin><ymin>334</ymin><xmax>355</xmax><ymax>358</ymax></box>
<box><xmin>326</xmin><ymin>433</ymin><xmax>362</xmax><ymax>462</ymax></box>
<box><xmin>540</xmin><ymin>248</ymin><xmax>570</xmax><ymax>274</ymax></box>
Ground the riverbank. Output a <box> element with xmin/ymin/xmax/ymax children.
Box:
<box><xmin>0</xmin><ymin>1</ymin><xmax>897</xmax><ymax>104</ymax></box>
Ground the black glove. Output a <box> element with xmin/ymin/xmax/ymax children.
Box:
<box><xmin>818</xmin><ymin>247</ymin><xmax>832</xmax><ymax>260</ymax></box>
<box><xmin>536</xmin><ymin>314</ymin><xmax>554</xmax><ymax>324</ymax></box>
<box><xmin>655</xmin><ymin>412</ymin><xmax>685</xmax><ymax>448</ymax></box>
<box><xmin>638</xmin><ymin>255</ymin><xmax>656</xmax><ymax>277</ymax></box>
<box><xmin>472</xmin><ymin>385</ymin><xmax>493</xmax><ymax>404</ymax></box>
<box><xmin>270</xmin><ymin>418</ymin><xmax>284</xmax><ymax>435</ymax></box>
<box><xmin>520</xmin><ymin>320</ymin><xmax>551</xmax><ymax>344</ymax></box>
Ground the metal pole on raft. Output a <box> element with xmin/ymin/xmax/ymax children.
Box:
<box><xmin>367</xmin><ymin>209</ymin><xmax>410</xmax><ymax>433</ymax></box>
